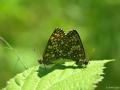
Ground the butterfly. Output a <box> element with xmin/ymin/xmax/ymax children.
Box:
<box><xmin>38</xmin><ymin>28</ymin><xmax>88</xmax><ymax>67</ymax></box>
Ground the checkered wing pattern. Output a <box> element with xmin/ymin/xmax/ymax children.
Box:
<box><xmin>39</xmin><ymin>28</ymin><xmax>65</xmax><ymax>64</ymax></box>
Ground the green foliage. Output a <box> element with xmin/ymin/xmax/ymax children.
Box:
<box><xmin>0</xmin><ymin>0</ymin><xmax>120</xmax><ymax>89</ymax></box>
<box><xmin>3</xmin><ymin>60</ymin><xmax>113</xmax><ymax>90</ymax></box>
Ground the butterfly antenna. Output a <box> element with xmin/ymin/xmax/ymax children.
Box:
<box><xmin>33</xmin><ymin>48</ymin><xmax>40</xmax><ymax>56</ymax></box>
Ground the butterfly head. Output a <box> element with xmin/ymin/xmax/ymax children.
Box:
<box><xmin>38</xmin><ymin>59</ymin><xmax>53</xmax><ymax>65</ymax></box>
<box><xmin>38</xmin><ymin>59</ymin><xmax>43</xmax><ymax>64</ymax></box>
<box><xmin>76</xmin><ymin>59</ymin><xmax>89</xmax><ymax>67</ymax></box>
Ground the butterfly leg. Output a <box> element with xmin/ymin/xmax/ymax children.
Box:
<box><xmin>43</xmin><ymin>64</ymin><xmax>47</xmax><ymax>71</ymax></box>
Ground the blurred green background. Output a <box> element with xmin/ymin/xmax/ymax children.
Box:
<box><xmin>0</xmin><ymin>0</ymin><xmax>120</xmax><ymax>89</ymax></box>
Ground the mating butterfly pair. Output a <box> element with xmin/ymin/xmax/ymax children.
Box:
<box><xmin>38</xmin><ymin>28</ymin><xmax>88</xmax><ymax>67</ymax></box>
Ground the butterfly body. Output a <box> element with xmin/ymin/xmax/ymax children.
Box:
<box><xmin>38</xmin><ymin>28</ymin><xmax>89</xmax><ymax>67</ymax></box>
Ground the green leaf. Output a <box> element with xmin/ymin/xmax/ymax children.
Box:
<box><xmin>3</xmin><ymin>59</ymin><xmax>114</xmax><ymax>90</ymax></box>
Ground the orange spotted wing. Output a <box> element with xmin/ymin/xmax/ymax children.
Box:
<box><xmin>38</xmin><ymin>28</ymin><xmax>65</xmax><ymax>65</ymax></box>
<box><xmin>62</xmin><ymin>30</ymin><xmax>88</xmax><ymax>66</ymax></box>
<box><xmin>39</xmin><ymin>29</ymin><xmax>88</xmax><ymax>66</ymax></box>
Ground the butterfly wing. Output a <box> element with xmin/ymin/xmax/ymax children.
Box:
<box><xmin>62</xmin><ymin>30</ymin><xmax>86</xmax><ymax>64</ymax></box>
<box><xmin>39</xmin><ymin>29</ymin><xmax>88</xmax><ymax>66</ymax></box>
<box><xmin>41</xmin><ymin>28</ymin><xmax>65</xmax><ymax>64</ymax></box>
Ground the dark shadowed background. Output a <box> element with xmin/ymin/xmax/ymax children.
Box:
<box><xmin>0</xmin><ymin>0</ymin><xmax>120</xmax><ymax>89</ymax></box>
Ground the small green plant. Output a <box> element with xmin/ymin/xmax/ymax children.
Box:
<box><xmin>3</xmin><ymin>59</ymin><xmax>113</xmax><ymax>90</ymax></box>
<box><xmin>0</xmin><ymin>36</ymin><xmax>27</xmax><ymax>69</ymax></box>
